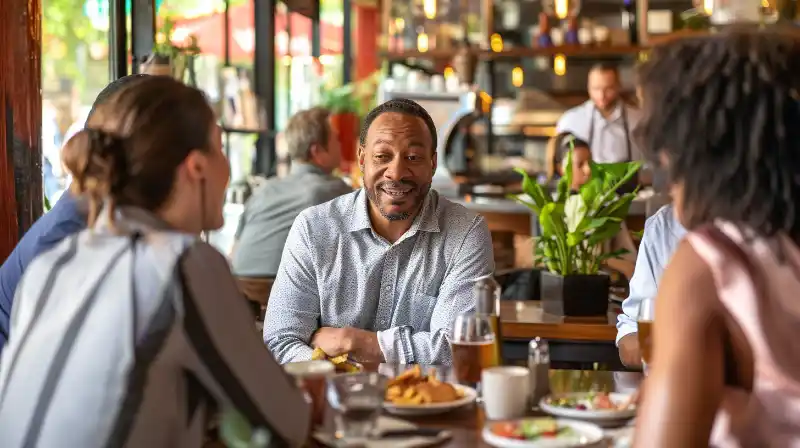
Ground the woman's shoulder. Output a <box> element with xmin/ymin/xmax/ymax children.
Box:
<box><xmin>179</xmin><ymin>241</ymin><xmax>233</xmax><ymax>276</ymax></box>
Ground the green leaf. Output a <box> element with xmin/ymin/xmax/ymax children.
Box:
<box><xmin>555</xmin><ymin>175</ymin><xmax>570</xmax><ymax>203</ymax></box>
<box><xmin>539</xmin><ymin>203</ymin><xmax>567</xmax><ymax>241</ymax></box>
<box><xmin>587</xmin><ymin>221</ymin><xmax>623</xmax><ymax>246</ymax></box>
<box><xmin>563</xmin><ymin>144</ymin><xmax>574</xmax><ymax>191</ymax></box>
<box><xmin>580</xmin><ymin>216</ymin><xmax>620</xmax><ymax>234</ymax></box>
<box><xmin>566</xmin><ymin>231</ymin><xmax>584</xmax><ymax>247</ymax></box>
<box><xmin>512</xmin><ymin>168</ymin><xmax>550</xmax><ymax>212</ymax></box>
<box><xmin>598</xmin><ymin>193</ymin><xmax>636</xmax><ymax>220</ymax></box>
<box><xmin>564</xmin><ymin>194</ymin><xmax>586</xmax><ymax>233</ymax></box>
<box><xmin>579</xmin><ymin>178</ymin><xmax>603</xmax><ymax>212</ymax></box>
<box><xmin>595</xmin><ymin>248</ymin><xmax>630</xmax><ymax>263</ymax></box>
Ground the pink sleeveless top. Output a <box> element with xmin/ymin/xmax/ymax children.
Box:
<box><xmin>687</xmin><ymin>221</ymin><xmax>800</xmax><ymax>447</ymax></box>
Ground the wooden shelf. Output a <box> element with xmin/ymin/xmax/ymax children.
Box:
<box><xmin>382</xmin><ymin>45</ymin><xmax>646</xmax><ymax>62</ymax></box>
<box><xmin>483</xmin><ymin>45</ymin><xmax>646</xmax><ymax>59</ymax></box>
<box><xmin>382</xmin><ymin>49</ymin><xmax>458</xmax><ymax>61</ymax></box>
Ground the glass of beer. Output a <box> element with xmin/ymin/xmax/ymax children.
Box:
<box><xmin>637</xmin><ymin>298</ymin><xmax>655</xmax><ymax>374</ymax></box>
<box><xmin>283</xmin><ymin>360</ymin><xmax>335</xmax><ymax>429</ymax></box>
<box><xmin>451</xmin><ymin>312</ymin><xmax>498</xmax><ymax>395</ymax></box>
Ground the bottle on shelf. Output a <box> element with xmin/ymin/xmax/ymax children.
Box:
<box><xmin>622</xmin><ymin>0</ymin><xmax>639</xmax><ymax>45</ymax></box>
<box><xmin>474</xmin><ymin>275</ymin><xmax>503</xmax><ymax>365</ymax></box>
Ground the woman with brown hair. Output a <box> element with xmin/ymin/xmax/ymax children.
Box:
<box><xmin>633</xmin><ymin>29</ymin><xmax>800</xmax><ymax>446</ymax></box>
<box><xmin>0</xmin><ymin>76</ymin><xmax>310</xmax><ymax>447</ymax></box>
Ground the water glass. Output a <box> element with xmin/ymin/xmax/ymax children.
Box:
<box><xmin>327</xmin><ymin>372</ymin><xmax>388</xmax><ymax>440</ymax></box>
<box><xmin>450</xmin><ymin>313</ymin><xmax>498</xmax><ymax>395</ymax></box>
<box><xmin>637</xmin><ymin>298</ymin><xmax>655</xmax><ymax>374</ymax></box>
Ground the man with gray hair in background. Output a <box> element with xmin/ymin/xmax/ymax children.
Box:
<box><xmin>232</xmin><ymin>107</ymin><xmax>352</xmax><ymax>277</ymax></box>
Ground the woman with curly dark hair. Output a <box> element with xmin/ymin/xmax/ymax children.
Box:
<box><xmin>633</xmin><ymin>29</ymin><xmax>800</xmax><ymax>447</ymax></box>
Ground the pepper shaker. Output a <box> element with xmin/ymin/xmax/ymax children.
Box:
<box><xmin>528</xmin><ymin>337</ymin><xmax>551</xmax><ymax>407</ymax></box>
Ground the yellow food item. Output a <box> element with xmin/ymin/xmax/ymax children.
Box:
<box><xmin>311</xmin><ymin>348</ymin><xmax>327</xmax><ymax>361</ymax></box>
<box><xmin>310</xmin><ymin>348</ymin><xmax>361</xmax><ymax>373</ymax></box>
<box><xmin>384</xmin><ymin>365</ymin><xmax>464</xmax><ymax>405</ymax></box>
<box><xmin>329</xmin><ymin>354</ymin><xmax>349</xmax><ymax>365</ymax></box>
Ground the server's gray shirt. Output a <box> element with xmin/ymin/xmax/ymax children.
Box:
<box><xmin>232</xmin><ymin>163</ymin><xmax>353</xmax><ymax>277</ymax></box>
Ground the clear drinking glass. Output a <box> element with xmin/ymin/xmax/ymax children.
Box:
<box><xmin>450</xmin><ymin>313</ymin><xmax>498</xmax><ymax>396</ymax></box>
<box><xmin>326</xmin><ymin>372</ymin><xmax>388</xmax><ymax>441</ymax></box>
<box><xmin>637</xmin><ymin>298</ymin><xmax>655</xmax><ymax>375</ymax></box>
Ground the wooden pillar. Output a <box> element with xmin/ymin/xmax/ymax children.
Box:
<box><xmin>0</xmin><ymin>0</ymin><xmax>43</xmax><ymax>261</ymax></box>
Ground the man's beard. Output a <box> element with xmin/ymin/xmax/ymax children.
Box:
<box><xmin>365</xmin><ymin>180</ymin><xmax>431</xmax><ymax>221</ymax></box>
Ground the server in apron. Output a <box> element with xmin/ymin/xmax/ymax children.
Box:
<box><xmin>556</xmin><ymin>63</ymin><xmax>642</xmax><ymax>192</ymax></box>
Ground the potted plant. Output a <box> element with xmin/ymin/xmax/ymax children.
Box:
<box><xmin>140</xmin><ymin>17</ymin><xmax>200</xmax><ymax>83</ymax></box>
<box><xmin>319</xmin><ymin>71</ymin><xmax>381</xmax><ymax>174</ymax></box>
<box><xmin>511</xmin><ymin>148</ymin><xmax>641</xmax><ymax>316</ymax></box>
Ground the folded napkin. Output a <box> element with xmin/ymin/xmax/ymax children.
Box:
<box><xmin>313</xmin><ymin>416</ymin><xmax>451</xmax><ymax>448</ymax></box>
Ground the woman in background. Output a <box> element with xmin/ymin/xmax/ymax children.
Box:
<box><xmin>0</xmin><ymin>76</ymin><xmax>310</xmax><ymax>447</ymax></box>
<box><xmin>634</xmin><ymin>29</ymin><xmax>800</xmax><ymax>447</ymax></box>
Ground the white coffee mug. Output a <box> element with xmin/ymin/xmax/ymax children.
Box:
<box><xmin>482</xmin><ymin>366</ymin><xmax>530</xmax><ymax>420</ymax></box>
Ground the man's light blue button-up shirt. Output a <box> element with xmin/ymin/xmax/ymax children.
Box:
<box><xmin>616</xmin><ymin>205</ymin><xmax>687</xmax><ymax>344</ymax></box>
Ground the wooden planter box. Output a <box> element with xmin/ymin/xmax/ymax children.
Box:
<box><xmin>540</xmin><ymin>271</ymin><xmax>610</xmax><ymax>317</ymax></box>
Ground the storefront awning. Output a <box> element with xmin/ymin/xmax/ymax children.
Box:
<box><xmin>171</xmin><ymin>3</ymin><xmax>343</xmax><ymax>60</ymax></box>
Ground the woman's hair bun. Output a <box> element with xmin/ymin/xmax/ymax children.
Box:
<box><xmin>63</xmin><ymin>128</ymin><xmax>127</xmax><ymax>198</ymax></box>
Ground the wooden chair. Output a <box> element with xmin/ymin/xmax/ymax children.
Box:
<box><xmin>236</xmin><ymin>276</ymin><xmax>275</xmax><ymax>321</ymax></box>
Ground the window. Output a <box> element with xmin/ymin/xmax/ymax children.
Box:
<box><xmin>42</xmin><ymin>0</ymin><xmax>112</xmax><ymax>203</ymax></box>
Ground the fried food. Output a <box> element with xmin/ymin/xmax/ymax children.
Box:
<box><xmin>311</xmin><ymin>348</ymin><xmax>327</xmax><ymax>361</ymax></box>
<box><xmin>384</xmin><ymin>365</ymin><xmax>464</xmax><ymax>405</ymax></box>
<box><xmin>310</xmin><ymin>348</ymin><xmax>361</xmax><ymax>373</ymax></box>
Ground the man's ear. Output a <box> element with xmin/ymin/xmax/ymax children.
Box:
<box><xmin>308</xmin><ymin>143</ymin><xmax>326</xmax><ymax>164</ymax></box>
<box><xmin>357</xmin><ymin>145</ymin><xmax>366</xmax><ymax>171</ymax></box>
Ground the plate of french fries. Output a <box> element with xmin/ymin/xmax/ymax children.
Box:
<box><xmin>383</xmin><ymin>365</ymin><xmax>477</xmax><ymax>416</ymax></box>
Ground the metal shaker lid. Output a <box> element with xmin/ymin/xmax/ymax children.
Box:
<box><xmin>474</xmin><ymin>275</ymin><xmax>500</xmax><ymax>314</ymax></box>
<box><xmin>528</xmin><ymin>336</ymin><xmax>549</xmax><ymax>352</ymax></box>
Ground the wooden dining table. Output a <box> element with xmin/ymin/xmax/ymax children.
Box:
<box><xmin>314</xmin><ymin>364</ymin><xmax>643</xmax><ymax>447</ymax></box>
<box><xmin>499</xmin><ymin>300</ymin><xmax>625</xmax><ymax>369</ymax></box>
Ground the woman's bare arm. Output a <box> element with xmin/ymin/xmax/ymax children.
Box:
<box><xmin>633</xmin><ymin>240</ymin><xmax>726</xmax><ymax>447</ymax></box>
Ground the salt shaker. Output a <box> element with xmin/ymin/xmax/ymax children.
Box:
<box><xmin>474</xmin><ymin>276</ymin><xmax>502</xmax><ymax>363</ymax></box>
<box><xmin>528</xmin><ymin>337</ymin><xmax>551</xmax><ymax>407</ymax></box>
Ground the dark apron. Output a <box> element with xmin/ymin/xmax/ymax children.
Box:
<box><xmin>587</xmin><ymin>105</ymin><xmax>639</xmax><ymax>195</ymax></box>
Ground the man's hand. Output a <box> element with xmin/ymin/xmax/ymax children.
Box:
<box><xmin>311</xmin><ymin>327</ymin><xmax>385</xmax><ymax>362</ymax></box>
<box><xmin>618</xmin><ymin>333</ymin><xmax>643</xmax><ymax>368</ymax></box>
<box><xmin>311</xmin><ymin>327</ymin><xmax>353</xmax><ymax>358</ymax></box>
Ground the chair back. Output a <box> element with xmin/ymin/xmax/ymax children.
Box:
<box><xmin>236</xmin><ymin>276</ymin><xmax>275</xmax><ymax>321</ymax></box>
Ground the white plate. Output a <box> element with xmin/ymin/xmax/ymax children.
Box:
<box><xmin>482</xmin><ymin>418</ymin><xmax>604</xmax><ymax>448</ymax></box>
<box><xmin>539</xmin><ymin>393</ymin><xmax>636</xmax><ymax>422</ymax></box>
<box><xmin>383</xmin><ymin>384</ymin><xmax>477</xmax><ymax>416</ymax></box>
